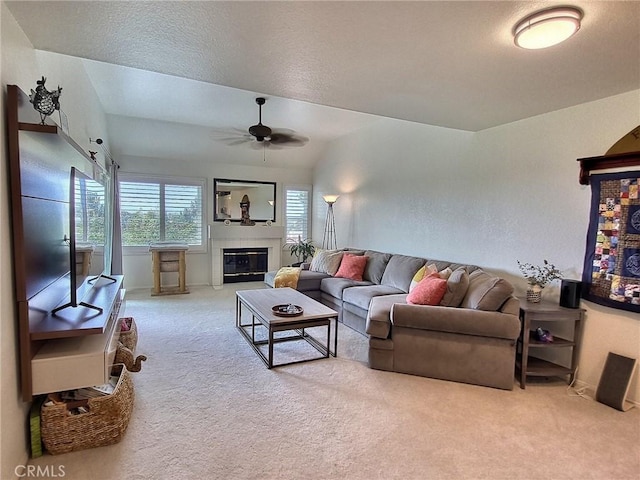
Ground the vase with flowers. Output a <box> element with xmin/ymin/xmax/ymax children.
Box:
<box><xmin>517</xmin><ymin>259</ymin><xmax>562</xmax><ymax>303</ymax></box>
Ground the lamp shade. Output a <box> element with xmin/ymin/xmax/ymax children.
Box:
<box><xmin>514</xmin><ymin>7</ymin><xmax>582</xmax><ymax>49</ymax></box>
<box><xmin>323</xmin><ymin>195</ymin><xmax>339</xmax><ymax>204</ymax></box>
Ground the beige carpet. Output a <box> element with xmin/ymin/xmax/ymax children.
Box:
<box><xmin>28</xmin><ymin>284</ymin><xmax>639</xmax><ymax>479</ymax></box>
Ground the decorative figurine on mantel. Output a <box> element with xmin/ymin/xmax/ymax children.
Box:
<box><xmin>240</xmin><ymin>194</ymin><xmax>255</xmax><ymax>226</ymax></box>
<box><xmin>29</xmin><ymin>76</ymin><xmax>62</xmax><ymax>125</ymax></box>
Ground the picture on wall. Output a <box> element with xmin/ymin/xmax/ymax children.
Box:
<box><xmin>581</xmin><ymin>171</ymin><xmax>640</xmax><ymax>313</ymax></box>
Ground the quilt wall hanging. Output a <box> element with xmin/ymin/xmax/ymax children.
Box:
<box><xmin>582</xmin><ymin>171</ymin><xmax>640</xmax><ymax>313</ymax></box>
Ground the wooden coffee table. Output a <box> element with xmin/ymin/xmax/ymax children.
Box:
<box><xmin>235</xmin><ymin>287</ymin><xmax>338</xmax><ymax>368</ymax></box>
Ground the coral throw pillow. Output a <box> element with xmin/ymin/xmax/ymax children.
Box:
<box><xmin>335</xmin><ymin>254</ymin><xmax>369</xmax><ymax>281</ymax></box>
<box><xmin>406</xmin><ymin>273</ymin><xmax>448</xmax><ymax>305</ymax></box>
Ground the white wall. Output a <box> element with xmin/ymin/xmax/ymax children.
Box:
<box><xmin>313</xmin><ymin>89</ymin><xmax>640</xmax><ymax>401</ymax></box>
<box><xmin>117</xmin><ymin>154</ymin><xmax>312</xmax><ymax>289</ymax></box>
<box><xmin>1</xmin><ymin>5</ymin><xmax>38</xmax><ymax>476</ymax></box>
<box><xmin>1</xmin><ymin>5</ymin><xmax>110</xmax><ymax>476</ymax></box>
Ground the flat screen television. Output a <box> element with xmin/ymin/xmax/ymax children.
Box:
<box><xmin>52</xmin><ymin>167</ymin><xmax>112</xmax><ymax>314</ymax></box>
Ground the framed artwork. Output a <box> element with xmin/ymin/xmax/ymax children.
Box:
<box><xmin>581</xmin><ymin>171</ymin><xmax>640</xmax><ymax>313</ymax></box>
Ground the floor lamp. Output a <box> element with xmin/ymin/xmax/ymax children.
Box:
<box><xmin>322</xmin><ymin>195</ymin><xmax>339</xmax><ymax>250</ymax></box>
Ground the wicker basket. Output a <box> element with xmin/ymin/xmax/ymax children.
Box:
<box><xmin>118</xmin><ymin>317</ymin><xmax>138</xmax><ymax>351</ymax></box>
<box><xmin>41</xmin><ymin>366</ymin><xmax>134</xmax><ymax>455</ymax></box>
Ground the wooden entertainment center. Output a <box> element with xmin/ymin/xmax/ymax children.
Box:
<box><xmin>7</xmin><ymin>85</ymin><xmax>125</xmax><ymax>402</ymax></box>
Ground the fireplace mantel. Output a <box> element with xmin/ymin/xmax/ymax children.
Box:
<box><xmin>210</xmin><ymin>225</ymin><xmax>285</xmax><ymax>240</ymax></box>
<box><xmin>210</xmin><ymin>225</ymin><xmax>284</xmax><ymax>288</ymax></box>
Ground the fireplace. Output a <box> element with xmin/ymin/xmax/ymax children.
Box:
<box><xmin>210</xmin><ymin>225</ymin><xmax>284</xmax><ymax>288</ymax></box>
<box><xmin>223</xmin><ymin>248</ymin><xmax>268</xmax><ymax>283</ymax></box>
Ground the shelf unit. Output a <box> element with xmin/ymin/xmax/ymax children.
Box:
<box><xmin>7</xmin><ymin>84</ymin><xmax>124</xmax><ymax>401</ymax></box>
<box><xmin>516</xmin><ymin>298</ymin><xmax>585</xmax><ymax>389</ymax></box>
<box><xmin>577</xmin><ymin>151</ymin><xmax>640</xmax><ymax>185</ymax></box>
<box><xmin>149</xmin><ymin>243</ymin><xmax>189</xmax><ymax>295</ymax></box>
<box><xmin>31</xmin><ymin>281</ymin><xmax>125</xmax><ymax>395</ymax></box>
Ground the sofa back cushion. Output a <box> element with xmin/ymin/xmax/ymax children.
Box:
<box><xmin>341</xmin><ymin>248</ymin><xmax>366</xmax><ymax>256</ymax></box>
<box><xmin>363</xmin><ymin>250</ymin><xmax>392</xmax><ymax>284</ymax></box>
<box><xmin>381</xmin><ymin>254</ymin><xmax>426</xmax><ymax>292</ymax></box>
<box><xmin>423</xmin><ymin>259</ymin><xmax>480</xmax><ymax>275</ymax></box>
<box><xmin>309</xmin><ymin>249</ymin><xmax>344</xmax><ymax>275</ymax></box>
<box><xmin>460</xmin><ymin>269</ymin><xmax>514</xmax><ymax>311</ymax></box>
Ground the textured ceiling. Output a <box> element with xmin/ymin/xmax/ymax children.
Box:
<box><xmin>5</xmin><ymin>1</ymin><xmax>640</xmax><ymax>167</ymax></box>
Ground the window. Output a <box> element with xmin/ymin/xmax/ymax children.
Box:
<box><xmin>74</xmin><ymin>176</ymin><xmax>106</xmax><ymax>247</ymax></box>
<box><xmin>284</xmin><ymin>185</ymin><xmax>312</xmax><ymax>243</ymax></box>
<box><xmin>119</xmin><ymin>174</ymin><xmax>205</xmax><ymax>252</ymax></box>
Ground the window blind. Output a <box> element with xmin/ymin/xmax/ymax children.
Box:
<box><xmin>284</xmin><ymin>186</ymin><xmax>311</xmax><ymax>243</ymax></box>
<box><xmin>119</xmin><ymin>177</ymin><xmax>204</xmax><ymax>248</ymax></box>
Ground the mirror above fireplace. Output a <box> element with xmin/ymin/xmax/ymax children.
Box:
<box><xmin>214</xmin><ymin>178</ymin><xmax>276</xmax><ymax>223</ymax></box>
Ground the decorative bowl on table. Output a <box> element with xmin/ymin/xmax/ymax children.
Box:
<box><xmin>272</xmin><ymin>304</ymin><xmax>303</xmax><ymax>317</ymax></box>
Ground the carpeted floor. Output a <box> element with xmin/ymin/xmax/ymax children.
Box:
<box><xmin>29</xmin><ymin>284</ymin><xmax>639</xmax><ymax>479</ymax></box>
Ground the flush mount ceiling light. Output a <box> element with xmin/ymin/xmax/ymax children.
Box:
<box><xmin>514</xmin><ymin>6</ymin><xmax>583</xmax><ymax>49</ymax></box>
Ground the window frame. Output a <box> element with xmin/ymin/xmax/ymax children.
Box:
<box><xmin>119</xmin><ymin>173</ymin><xmax>207</xmax><ymax>254</ymax></box>
<box><xmin>283</xmin><ymin>184</ymin><xmax>313</xmax><ymax>245</ymax></box>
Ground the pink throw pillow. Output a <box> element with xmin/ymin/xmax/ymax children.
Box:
<box><xmin>334</xmin><ymin>254</ymin><xmax>369</xmax><ymax>281</ymax></box>
<box><xmin>406</xmin><ymin>272</ymin><xmax>448</xmax><ymax>305</ymax></box>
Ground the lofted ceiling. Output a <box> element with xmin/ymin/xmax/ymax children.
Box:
<box><xmin>5</xmin><ymin>1</ymin><xmax>640</xmax><ymax>169</ymax></box>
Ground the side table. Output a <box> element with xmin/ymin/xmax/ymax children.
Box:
<box><xmin>149</xmin><ymin>242</ymin><xmax>189</xmax><ymax>296</ymax></box>
<box><xmin>516</xmin><ymin>298</ymin><xmax>585</xmax><ymax>389</ymax></box>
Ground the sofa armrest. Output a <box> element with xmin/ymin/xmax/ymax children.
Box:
<box><xmin>365</xmin><ymin>294</ymin><xmax>407</xmax><ymax>339</ymax></box>
<box><xmin>391</xmin><ymin>304</ymin><xmax>521</xmax><ymax>340</ymax></box>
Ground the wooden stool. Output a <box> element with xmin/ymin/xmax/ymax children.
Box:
<box><xmin>75</xmin><ymin>243</ymin><xmax>94</xmax><ymax>276</ymax></box>
<box><xmin>149</xmin><ymin>242</ymin><xmax>189</xmax><ymax>296</ymax></box>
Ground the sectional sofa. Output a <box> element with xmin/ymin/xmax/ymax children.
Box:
<box><xmin>264</xmin><ymin>248</ymin><xmax>521</xmax><ymax>390</ymax></box>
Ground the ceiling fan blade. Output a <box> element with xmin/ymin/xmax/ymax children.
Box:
<box><xmin>211</xmin><ymin>127</ymin><xmax>246</xmax><ymax>136</ymax></box>
<box><xmin>227</xmin><ymin>137</ymin><xmax>254</xmax><ymax>146</ymax></box>
<box><xmin>269</xmin><ymin>131</ymin><xmax>309</xmax><ymax>147</ymax></box>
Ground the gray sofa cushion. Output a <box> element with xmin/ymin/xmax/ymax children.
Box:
<box><xmin>320</xmin><ymin>277</ymin><xmax>372</xmax><ymax>300</ymax></box>
<box><xmin>381</xmin><ymin>254</ymin><xmax>426</xmax><ymax>292</ymax></box>
<box><xmin>460</xmin><ymin>270</ymin><xmax>514</xmax><ymax>311</ymax></box>
<box><xmin>363</xmin><ymin>250</ymin><xmax>392</xmax><ymax>284</ymax></box>
<box><xmin>264</xmin><ymin>269</ymin><xmax>330</xmax><ymax>292</ymax></box>
<box><xmin>297</xmin><ymin>271</ymin><xmax>332</xmax><ymax>292</ymax></box>
<box><xmin>342</xmin><ymin>284</ymin><xmax>405</xmax><ymax>311</ymax></box>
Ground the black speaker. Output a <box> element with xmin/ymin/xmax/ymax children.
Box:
<box><xmin>560</xmin><ymin>279</ymin><xmax>581</xmax><ymax>308</ymax></box>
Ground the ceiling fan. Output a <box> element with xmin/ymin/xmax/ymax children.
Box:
<box><xmin>214</xmin><ymin>97</ymin><xmax>309</xmax><ymax>150</ymax></box>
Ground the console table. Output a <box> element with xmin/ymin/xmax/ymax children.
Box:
<box><xmin>516</xmin><ymin>298</ymin><xmax>585</xmax><ymax>389</ymax></box>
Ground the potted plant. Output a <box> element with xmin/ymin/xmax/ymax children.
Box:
<box><xmin>517</xmin><ymin>259</ymin><xmax>562</xmax><ymax>303</ymax></box>
<box><xmin>288</xmin><ymin>236</ymin><xmax>316</xmax><ymax>266</ymax></box>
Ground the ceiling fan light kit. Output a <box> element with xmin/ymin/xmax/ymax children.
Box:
<box><xmin>514</xmin><ymin>6</ymin><xmax>582</xmax><ymax>49</ymax></box>
<box><xmin>248</xmin><ymin>97</ymin><xmax>272</xmax><ymax>141</ymax></box>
